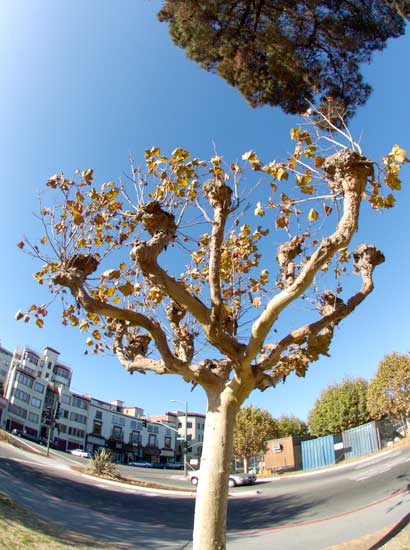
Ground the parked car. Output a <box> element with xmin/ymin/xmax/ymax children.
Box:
<box><xmin>188</xmin><ymin>470</ymin><xmax>256</xmax><ymax>488</ymax></box>
<box><xmin>11</xmin><ymin>429</ymin><xmax>47</xmax><ymax>446</ymax></box>
<box><xmin>128</xmin><ymin>461</ymin><xmax>152</xmax><ymax>468</ymax></box>
<box><xmin>69</xmin><ymin>448</ymin><xmax>91</xmax><ymax>458</ymax></box>
<box><xmin>164</xmin><ymin>462</ymin><xmax>184</xmax><ymax>470</ymax></box>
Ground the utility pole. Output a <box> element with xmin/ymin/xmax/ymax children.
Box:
<box><xmin>170</xmin><ymin>399</ymin><xmax>189</xmax><ymax>477</ymax></box>
<box><xmin>46</xmin><ymin>401</ymin><xmax>60</xmax><ymax>457</ymax></box>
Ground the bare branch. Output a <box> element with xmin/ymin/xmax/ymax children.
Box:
<box><xmin>130</xmin><ymin>201</ymin><xmax>211</xmax><ymax>325</ymax></box>
<box><xmin>254</xmin><ymin>244</ymin><xmax>385</xmax><ymax>390</ymax></box>
<box><xmin>245</xmin><ymin>149</ymin><xmax>373</xmax><ymax>363</ymax></box>
<box><xmin>202</xmin><ymin>178</ymin><xmax>233</xmax><ymax>325</ymax></box>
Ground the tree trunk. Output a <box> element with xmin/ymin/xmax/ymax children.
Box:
<box><xmin>243</xmin><ymin>456</ymin><xmax>248</xmax><ymax>474</ymax></box>
<box><xmin>192</xmin><ymin>387</ymin><xmax>242</xmax><ymax>550</ymax></box>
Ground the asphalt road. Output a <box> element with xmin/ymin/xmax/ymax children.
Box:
<box><xmin>1</xmin><ymin>439</ymin><xmax>410</xmax><ymax>549</ymax></box>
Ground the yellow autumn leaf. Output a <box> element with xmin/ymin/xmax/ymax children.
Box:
<box><xmin>40</xmin><ymin>236</ymin><xmax>48</xmax><ymax>245</ymax></box>
<box><xmin>102</xmin><ymin>269</ymin><xmax>120</xmax><ymax>280</ymax></box>
<box><xmin>36</xmin><ymin>318</ymin><xmax>44</xmax><ymax>328</ymax></box>
<box><xmin>308</xmin><ymin>208</ymin><xmax>319</xmax><ymax>222</ymax></box>
<box><xmin>15</xmin><ymin>310</ymin><xmax>24</xmax><ymax>321</ymax></box>
<box><xmin>390</xmin><ymin>144</ymin><xmax>407</xmax><ymax>163</ymax></box>
<box><xmin>118</xmin><ymin>281</ymin><xmax>133</xmax><ymax>296</ymax></box>
<box><xmin>92</xmin><ymin>330</ymin><xmax>101</xmax><ymax>340</ymax></box>
<box><xmin>254</xmin><ymin>202</ymin><xmax>265</xmax><ymax>216</ymax></box>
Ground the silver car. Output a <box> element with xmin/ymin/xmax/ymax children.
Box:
<box><xmin>189</xmin><ymin>470</ymin><xmax>256</xmax><ymax>488</ymax></box>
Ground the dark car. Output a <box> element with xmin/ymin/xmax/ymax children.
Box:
<box><xmin>164</xmin><ymin>462</ymin><xmax>184</xmax><ymax>470</ymax></box>
<box><xmin>11</xmin><ymin>429</ymin><xmax>46</xmax><ymax>445</ymax></box>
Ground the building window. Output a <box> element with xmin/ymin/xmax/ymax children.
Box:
<box><xmin>34</xmin><ymin>382</ymin><xmax>45</xmax><ymax>393</ymax></box>
<box><xmin>72</xmin><ymin>397</ymin><xmax>88</xmax><ymax>410</ymax></box>
<box><xmin>148</xmin><ymin>434</ymin><xmax>157</xmax><ymax>447</ymax></box>
<box><xmin>63</xmin><ymin>409</ymin><xmax>69</xmax><ymax>419</ymax></box>
<box><xmin>111</xmin><ymin>425</ymin><xmax>123</xmax><ymax>439</ymax></box>
<box><xmin>187</xmin><ymin>421</ymin><xmax>192</xmax><ymax>428</ymax></box>
<box><xmin>68</xmin><ymin>427</ymin><xmax>85</xmax><ymax>438</ymax></box>
<box><xmin>147</xmin><ymin>425</ymin><xmax>159</xmax><ymax>434</ymax></box>
<box><xmin>112</xmin><ymin>415</ymin><xmax>125</xmax><ymax>426</ymax></box>
<box><xmin>8</xmin><ymin>403</ymin><xmax>27</xmax><ymax>419</ymax></box>
<box><xmin>12</xmin><ymin>388</ymin><xmax>30</xmax><ymax>403</ymax></box>
<box><xmin>164</xmin><ymin>436</ymin><xmax>171</xmax><ymax>449</ymax></box>
<box><xmin>53</xmin><ymin>365</ymin><xmax>70</xmax><ymax>380</ymax></box>
<box><xmin>24</xmin><ymin>352</ymin><xmax>39</xmax><ymax>366</ymax></box>
<box><xmin>58</xmin><ymin>423</ymin><xmax>67</xmax><ymax>434</ymax></box>
<box><xmin>61</xmin><ymin>394</ymin><xmax>71</xmax><ymax>405</ymax></box>
<box><xmin>93</xmin><ymin>421</ymin><xmax>102</xmax><ymax>435</ymax></box>
<box><xmin>47</xmin><ymin>362</ymin><xmax>52</xmax><ymax>369</ymax></box>
<box><xmin>130</xmin><ymin>430</ymin><xmax>141</xmax><ymax>444</ymax></box>
<box><xmin>16</xmin><ymin>372</ymin><xmax>33</xmax><ymax>388</ymax></box>
<box><xmin>69</xmin><ymin>412</ymin><xmax>87</xmax><ymax>424</ymax></box>
<box><xmin>95</xmin><ymin>410</ymin><xmax>102</xmax><ymax>420</ymax></box>
<box><xmin>31</xmin><ymin>397</ymin><xmax>41</xmax><ymax>409</ymax></box>
<box><xmin>28</xmin><ymin>412</ymin><xmax>39</xmax><ymax>423</ymax></box>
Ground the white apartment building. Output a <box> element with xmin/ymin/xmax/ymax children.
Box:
<box><xmin>0</xmin><ymin>343</ymin><xmax>177</xmax><ymax>464</ymax></box>
<box><xmin>84</xmin><ymin>398</ymin><xmax>176</xmax><ymax>464</ymax></box>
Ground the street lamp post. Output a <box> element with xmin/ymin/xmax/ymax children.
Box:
<box><xmin>170</xmin><ymin>399</ymin><xmax>188</xmax><ymax>477</ymax></box>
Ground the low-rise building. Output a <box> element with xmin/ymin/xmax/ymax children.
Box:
<box><xmin>263</xmin><ymin>435</ymin><xmax>314</xmax><ymax>474</ymax></box>
<box><xmin>169</xmin><ymin>410</ymin><xmax>206</xmax><ymax>465</ymax></box>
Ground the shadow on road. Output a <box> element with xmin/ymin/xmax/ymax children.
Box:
<box><xmin>368</xmin><ymin>512</ymin><xmax>410</xmax><ymax>550</ymax></box>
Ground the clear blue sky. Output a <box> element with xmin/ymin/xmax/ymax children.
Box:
<box><xmin>1</xmin><ymin>1</ymin><xmax>409</xmax><ymax>421</ymax></box>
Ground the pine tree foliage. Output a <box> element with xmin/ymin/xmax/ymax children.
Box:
<box><xmin>158</xmin><ymin>0</ymin><xmax>409</xmax><ymax>118</ymax></box>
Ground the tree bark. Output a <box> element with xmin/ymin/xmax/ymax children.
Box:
<box><xmin>243</xmin><ymin>456</ymin><xmax>249</xmax><ymax>474</ymax></box>
<box><xmin>192</xmin><ymin>386</ymin><xmax>242</xmax><ymax>550</ymax></box>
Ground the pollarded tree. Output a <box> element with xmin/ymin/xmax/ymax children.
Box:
<box><xmin>17</xmin><ymin>119</ymin><xmax>407</xmax><ymax>550</ymax></box>
<box><xmin>308</xmin><ymin>377</ymin><xmax>371</xmax><ymax>436</ymax></box>
<box><xmin>276</xmin><ymin>415</ymin><xmax>308</xmax><ymax>438</ymax></box>
<box><xmin>233</xmin><ymin>405</ymin><xmax>277</xmax><ymax>472</ymax></box>
<box><xmin>368</xmin><ymin>353</ymin><xmax>410</xmax><ymax>426</ymax></box>
<box><xmin>158</xmin><ymin>0</ymin><xmax>409</xmax><ymax>119</ymax></box>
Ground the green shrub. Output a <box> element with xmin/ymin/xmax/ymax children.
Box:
<box><xmin>89</xmin><ymin>449</ymin><xmax>118</xmax><ymax>478</ymax></box>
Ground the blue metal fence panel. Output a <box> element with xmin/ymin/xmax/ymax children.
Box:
<box><xmin>301</xmin><ymin>435</ymin><xmax>336</xmax><ymax>470</ymax></box>
<box><xmin>342</xmin><ymin>421</ymin><xmax>380</xmax><ymax>460</ymax></box>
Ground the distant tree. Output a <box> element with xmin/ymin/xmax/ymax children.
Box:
<box><xmin>276</xmin><ymin>415</ymin><xmax>308</xmax><ymax>438</ymax></box>
<box><xmin>233</xmin><ymin>405</ymin><xmax>277</xmax><ymax>472</ymax></box>
<box><xmin>17</xmin><ymin>118</ymin><xmax>407</xmax><ymax>549</ymax></box>
<box><xmin>158</xmin><ymin>0</ymin><xmax>409</xmax><ymax>118</ymax></box>
<box><xmin>308</xmin><ymin>378</ymin><xmax>370</xmax><ymax>436</ymax></box>
<box><xmin>368</xmin><ymin>353</ymin><xmax>410</xmax><ymax>427</ymax></box>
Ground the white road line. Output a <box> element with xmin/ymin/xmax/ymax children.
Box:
<box><xmin>352</xmin><ymin>464</ymin><xmax>393</xmax><ymax>481</ymax></box>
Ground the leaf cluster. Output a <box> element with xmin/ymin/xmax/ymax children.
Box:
<box><xmin>308</xmin><ymin>377</ymin><xmax>370</xmax><ymax>436</ymax></box>
<box><xmin>368</xmin><ymin>353</ymin><xmax>410</xmax><ymax>420</ymax></box>
<box><xmin>233</xmin><ymin>405</ymin><xmax>278</xmax><ymax>459</ymax></box>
